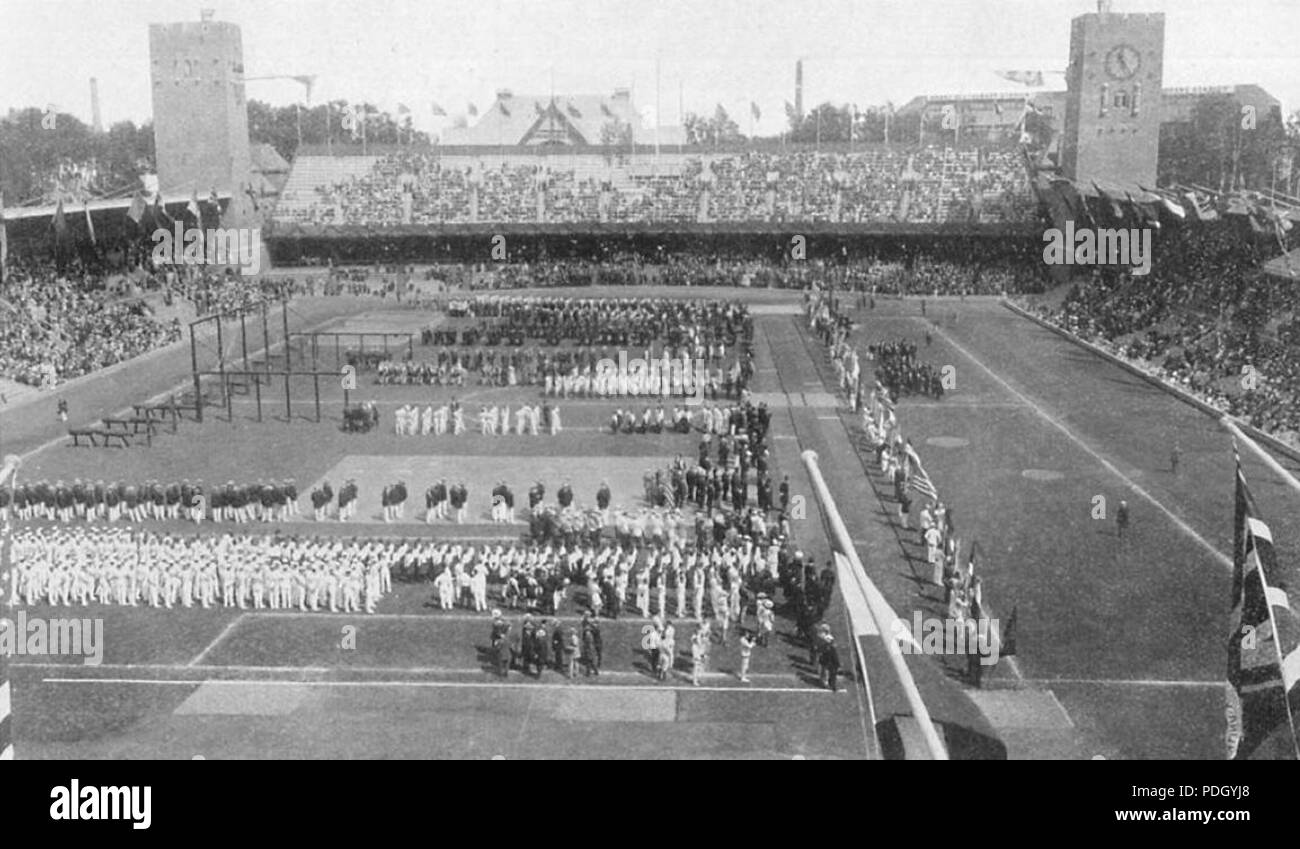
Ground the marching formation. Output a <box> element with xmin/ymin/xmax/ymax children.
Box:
<box><xmin>6</xmin><ymin>527</ymin><xmax>391</xmax><ymax>613</ymax></box>
<box><xmin>465</xmin><ymin>295</ymin><xmax>753</xmax><ymax>351</ymax></box>
<box><xmin>387</xmin><ymin>399</ymin><xmax>562</xmax><ymax>436</ymax></box>
<box><xmin>870</xmin><ymin>337</ymin><xmax>947</xmax><ymax>400</ymax></box>
<box><xmin>374</xmin><ymin>346</ymin><xmax>749</xmax><ymax>400</ymax></box>
<box><xmin>814</xmin><ymin>285</ymin><xmax>1009</xmax><ymax>685</ymax></box>
<box><xmin>0</xmin><ymin>478</ymin><xmax>299</xmax><ymax>525</ymax></box>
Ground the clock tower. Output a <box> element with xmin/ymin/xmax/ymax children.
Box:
<box><xmin>1060</xmin><ymin>8</ymin><xmax>1164</xmax><ymax>188</ymax></box>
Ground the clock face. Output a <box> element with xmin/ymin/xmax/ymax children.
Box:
<box><xmin>1104</xmin><ymin>44</ymin><xmax>1141</xmax><ymax>79</ymax></box>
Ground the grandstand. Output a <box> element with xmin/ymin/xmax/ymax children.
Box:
<box><xmin>268</xmin><ymin>143</ymin><xmax>1038</xmax><ymax>227</ymax></box>
<box><xmin>6</xmin><ymin>0</ymin><xmax>1300</xmax><ymax>777</ymax></box>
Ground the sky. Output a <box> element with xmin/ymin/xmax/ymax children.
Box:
<box><xmin>1</xmin><ymin>0</ymin><xmax>1297</xmax><ymax>137</ymax></box>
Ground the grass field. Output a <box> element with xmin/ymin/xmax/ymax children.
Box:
<box><xmin>807</xmin><ymin>297</ymin><xmax>1300</xmax><ymax>759</ymax></box>
<box><xmin>6</xmin><ymin>286</ymin><xmax>1295</xmax><ymax>759</ymax></box>
<box><xmin>5</xmin><ymin>290</ymin><xmax>872</xmax><ymax>759</ymax></box>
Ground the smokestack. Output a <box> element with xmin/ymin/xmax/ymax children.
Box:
<box><xmin>90</xmin><ymin>77</ymin><xmax>102</xmax><ymax>133</ymax></box>
<box><xmin>795</xmin><ymin>60</ymin><xmax>804</xmax><ymax>120</ymax></box>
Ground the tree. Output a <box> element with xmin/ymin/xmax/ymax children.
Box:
<box><xmin>1158</xmin><ymin>94</ymin><xmax>1291</xmax><ymax>191</ymax></box>
<box><xmin>682</xmin><ymin>106</ymin><xmax>743</xmax><ymax>147</ymax></box>
<box><xmin>247</xmin><ymin>99</ymin><xmax>431</xmax><ymax>160</ymax></box>
<box><xmin>0</xmin><ymin>108</ymin><xmax>153</xmax><ymax>204</ymax></box>
<box><xmin>785</xmin><ymin>102</ymin><xmax>854</xmax><ymax>144</ymax></box>
<box><xmin>712</xmin><ymin>104</ymin><xmax>742</xmax><ymax>145</ymax></box>
<box><xmin>1022</xmin><ymin>109</ymin><xmax>1055</xmax><ymax>150</ymax></box>
<box><xmin>599</xmin><ymin>116</ymin><xmax>633</xmax><ymax>148</ymax></box>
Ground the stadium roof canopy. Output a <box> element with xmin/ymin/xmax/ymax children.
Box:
<box><xmin>0</xmin><ymin>190</ymin><xmax>234</xmax><ymax>223</ymax></box>
<box><xmin>251</xmin><ymin>143</ymin><xmax>292</xmax><ymax>174</ymax></box>
<box><xmin>1264</xmin><ymin>247</ymin><xmax>1300</xmax><ymax>281</ymax></box>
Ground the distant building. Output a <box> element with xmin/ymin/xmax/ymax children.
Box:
<box><xmin>441</xmin><ymin>88</ymin><xmax>684</xmax><ymax>147</ymax></box>
<box><xmin>898</xmin><ymin>84</ymin><xmax>1279</xmax><ymax>146</ymax></box>
<box><xmin>897</xmin><ymin>91</ymin><xmax>1066</xmax><ymax>142</ymax></box>
<box><xmin>1159</xmin><ymin>84</ymin><xmax>1281</xmax><ymax>127</ymax></box>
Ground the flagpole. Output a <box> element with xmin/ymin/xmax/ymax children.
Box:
<box><xmin>655</xmin><ymin>54</ymin><xmax>661</xmax><ymax>166</ymax></box>
<box><xmin>1230</xmin><ymin>436</ymin><xmax>1300</xmax><ymax>760</ymax></box>
<box><xmin>801</xmin><ymin>449</ymin><xmax>948</xmax><ymax>760</ymax></box>
<box><xmin>1221</xmin><ymin>417</ymin><xmax>1300</xmax><ymax>496</ymax></box>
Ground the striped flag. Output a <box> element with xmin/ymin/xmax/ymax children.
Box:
<box><xmin>0</xmin><ymin>664</ymin><xmax>10</xmax><ymax>760</ymax></box>
<box><xmin>1226</xmin><ymin>446</ymin><xmax>1300</xmax><ymax>759</ymax></box>
<box><xmin>0</xmin><ymin>454</ymin><xmax>13</xmax><ymax>759</ymax></box>
<box><xmin>904</xmin><ymin>443</ymin><xmax>939</xmax><ymax>501</ymax></box>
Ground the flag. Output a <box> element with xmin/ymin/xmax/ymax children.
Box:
<box><xmin>467</xmin><ymin>102</ymin><xmax>478</xmax><ymax>117</ymax></box>
<box><xmin>1142</xmin><ymin>185</ymin><xmax>1185</xmax><ymax>220</ymax></box>
<box><xmin>750</xmin><ymin>101</ymin><xmax>761</xmax><ymax>121</ymax></box>
<box><xmin>0</xmin><ymin>634</ymin><xmax>10</xmax><ymax>759</ymax></box>
<box><xmin>51</xmin><ymin>199</ymin><xmax>68</xmax><ymax>240</ymax></box>
<box><xmin>431</xmin><ymin>102</ymin><xmax>447</xmax><ymax>117</ymax></box>
<box><xmin>566</xmin><ymin>102</ymin><xmax>582</xmax><ymax>119</ymax></box>
<box><xmin>903</xmin><ymin>443</ymin><xmax>939</xmax><ymax>501</ymax></box>
<box><xmin>1182</xmin><ymin>190</ymin><xmax>1219</xmax><ymax>222</ymax></box>
<box><xmin>126</xmin><ymin>191</ymin><xmax>146</xmax><ymax>224</ymax></box>
<box><xmin>995</xmin><ymin>70</ymin><xmax>1046</xmax><ymax>87</ymax></box>
<box><xmin>1001</xmin><ymin>605</ymin><xmax>1018</xmax><ymax>656</ymax></box>
<box><xmin>152</xmin><ymin>195</ymin><xmax>173</xmax><ymax>228</ymax></box>
<box><xmin>1092</xmin><ymin>182</ymin><xmax>1125</xmax><ymax>223</ymax></box>
<box><xmin>1227</xmin><ymin>448</ymin><xmax>1300</xmax><ymax>760</ymax></box>
<box><xmin>1125</xmin><ymin>192</ymin><xmax>1157</xmax><ymax>228</ymax></box>
<box><xmin>499</xmin><ymin>101</ymin><xmax>511</xmax><ymax>117</ymax></box>
<box><xmin>0</xmin><ymin>445</ymin><xmax>10</xmax><ymax>758</ymax></box>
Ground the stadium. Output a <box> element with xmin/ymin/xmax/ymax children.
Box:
<box><xmin>2</xmin><ymin>0</ymin><xmax>1300</xmax><ymax>767</ymax></box>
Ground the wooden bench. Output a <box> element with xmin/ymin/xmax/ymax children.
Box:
<box><xmin>103</xmin><ymin>417</ymin><xmax>157</xmax><ymax>445</ymax></box>
<box><xmin>133</xmin><ymin>404</ymin><xmax>174</xmax><ymax>420</ymax></box>
<box><xmin>68</xmin><ymin>428</ymin><xmax>105</xmax><ymax>447</ymax></box>
<box><xmin>101</xmin><ymin>431</ymin><xmax>132</xmax><ymax>448</ymax></box>
<box><xmin>68</xmin><ymin>428</ymin><xmax>131</xmax><ymax>448</ymax></box>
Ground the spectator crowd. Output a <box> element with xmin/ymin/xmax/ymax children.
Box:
<box><xmin>274</xmin><ymin>145</ymin><xmax>1035</xmax><ymax>227</ymax></box>
<box><xmin>1028</xmin><ymin>228</ymin><xmax>1300</xmax><ymax>448</ymax></box>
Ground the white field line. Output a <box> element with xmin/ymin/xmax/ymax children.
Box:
<box><xmin>186</xmin><ymin>613</ymin><xmax>248</xmax><ymax>667</ymax></box>
<box><xmin>39</xmin><ymin>676</ymin><xmax>828</xmax><ymax>695</ymax></box>
<box><xmin>926</xmin><ymin>322</ymin><xmax>1232</xmax><ymax>571</ymax></box>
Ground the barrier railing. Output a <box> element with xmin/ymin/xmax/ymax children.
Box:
<box><xmin>801</xmin><ymin>448</ymin><xmax>949</xmax><ymax>760</ymax></box>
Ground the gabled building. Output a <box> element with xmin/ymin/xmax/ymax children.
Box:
<box><xmin>442</xmin><ymin>88</ymin><xmax>682</xmax><ymax>147</ymax></box>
